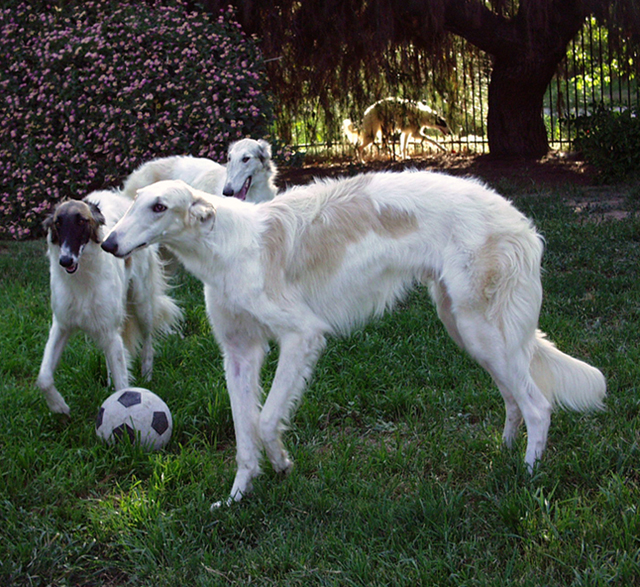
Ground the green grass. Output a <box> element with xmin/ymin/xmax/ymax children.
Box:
<box><xmin>1</xmin><ymin>187</ymin><xmax>640</xmax><ymax>586</ymax></box>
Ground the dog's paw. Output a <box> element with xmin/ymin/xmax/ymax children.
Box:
<box><xmin>42</xmin><ymin>389</ymin><xmax>71</xmax><ymax>415</ymax></box>
<box><xmin>274</xmin><ymin>456</ymin><xmax>294</xmax><ymax>476</ymax></box>
<box><xmin>210</xmin><ymin>496</ymin><xmax>237</xmax><ymax>510</ymax></box>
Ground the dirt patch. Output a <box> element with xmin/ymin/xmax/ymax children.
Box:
<box><xmin>276</xmin><ymin>151</ymin><xmax>595</xmax><ymax>190</ymax></box>
<box><xmin>276</xmin><ymin>152</ymin><xmax>636</xmax><ymax>220</ymax></box>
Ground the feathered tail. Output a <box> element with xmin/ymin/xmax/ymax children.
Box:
<box><xmin>530</xmin><ymin>330</ymin><xmax>606</xmax><ymax>412</ymax></box>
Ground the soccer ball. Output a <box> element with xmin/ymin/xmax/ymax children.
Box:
<box><xmin>95</xmin><ymin>387</ymin><xmax>173</xmax><ymax>450</ymax></box>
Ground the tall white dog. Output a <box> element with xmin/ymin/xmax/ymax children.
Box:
<box><xmin>102</xmin><ymin>171</ymin><xmax>606</xmax><ymax>505</ymax></box>
<box><xmin>122</xmin><ymin>155</ymin><xmax>227</xmax><ymax>199</ymax></box>
<box><xmin>37</xmin><ymin>190</ymin><xmax>182</xmax><ymax>414</ymax></box>
<box><xmin>222</xmin><ymin>138</ymin><xmax>278</xmax><ymax>202</ymax></box>
<box><xmin>122</xmin><ymin>139</ymin><xmax>277</xmax><ymax>203</ymax></box>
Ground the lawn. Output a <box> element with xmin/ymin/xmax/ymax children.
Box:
<box><xmin>1</xmin><ymin>183</ymin><xmax>639</xmax><ymax>586</ymax></box>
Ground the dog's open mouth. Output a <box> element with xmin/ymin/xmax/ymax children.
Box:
<box><xmin>236</xmin><ymin>176</ymin><xmax>252</xmax><ymax>201</ymax></box>
<box><xmin>65</xmin><ymin>263</ymin><xmax>78</xmax><ymax>274</ymax></box>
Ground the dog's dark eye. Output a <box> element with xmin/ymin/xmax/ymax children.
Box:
<box><xmin>242</xmin><ymin>156</ymin><xmax>250</xmax><ymax>163</ymax></box>
<box><xmin>152</xmin><ymin>203</ymin><xmax>167</xmax><ymax>213</ymax></box>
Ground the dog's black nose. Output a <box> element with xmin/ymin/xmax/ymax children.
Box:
<box><xmin>59</xmin><ymin>255</ymin><xmax>74</xmax><ymax>268</ymax></box>
<box><xmin>101</xmin><ymin>235</ymin><xmax>118</xmax><ymax>255</ymax></box>
<box><xmin>222</xmin><ymin>185</ymin><xmax>234</xmax><ymax>197</ymax></box>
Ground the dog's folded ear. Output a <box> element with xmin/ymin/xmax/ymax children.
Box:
<box><xmin>257</xmin><ymin>139</ymin><xmax>272</xmax><ymax>167</ymax></box>
<box><xmin>188</xmin><ymin>197</ymin><xmax>216</xmax><ymax>231</ymax></box>
<box><xmin>85</xmin><ymin>201</ymin><xmax>106</xmax><ymax>243</ymax></box>
<box><xmin>42</xmin><ymin>209</ymin><xmax>58</xmax><ymax>243</ymax></box>
<box><xmin>42</xmin><ymin>211</ymin><xmax>54</xmax><ymax>231</ymax></box>
<box><xmin>86</xmin><ymin>201</ymin><xmax>106</xmax><ymax>225</ymax></box>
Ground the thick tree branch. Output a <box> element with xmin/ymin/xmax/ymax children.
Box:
<box><xmin>442</xmin><ymin>0</ymin><xmax>517</xmax><ymax>55</ymax></box>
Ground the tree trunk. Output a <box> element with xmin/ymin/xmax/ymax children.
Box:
<box><xmin>444</xmin><ymin>0</ymin><xmax>588</xmax><ymax>158</ymax></box>
<box><xmin>487</xmin><ymin>56</ymin><xmax>557</xmax><ymax>157</ymax></box>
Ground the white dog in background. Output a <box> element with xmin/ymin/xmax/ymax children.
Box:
<box><xmin>344</xmin><ymin>97</ymin><xmax>450</xmax><ymax>160</ymax></box>
<box><xmin>122</xmin><ymin>138</ymin><xmax>277</xmax><ymax>203</ymax></box>
<box><xmin>222</xmin><ymin>138</ymin><xmax>278</xmax><ymax>202</ymax></box>
<box><xmin>122</xmin><ymin>155</ymin><xmax>227</xmax><ymax>199</ymax></box>
<box><xmin>101</xmin><ymin>170</ymin><xmax>606</xmax><ymax>505</ymax></box>
<box><xmin>37</xmin><ymin>191</ymin><xmax>182</xmax><ymax>415</ymax></box>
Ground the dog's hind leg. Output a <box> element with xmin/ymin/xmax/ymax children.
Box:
<box><xmin>259</xmin><ymin>331</ymin><xmax>327</xmax><ymax>475</ymax></box>
<box><xmin>499</xmin><ymin>386</ymin><xmax>524</xmax><ymax>448</ymax></box>
<box><xmin>450</xmin><ymin>310</ymin><xmax>551</xmax><ymax>470</ymax></box>
<box><xmin>37</xmin><ymin>319</ymin><xmax>72</xmax><ymax>414</ymax></box>
<box><xmin>431</xmin><ymin>282</ymin><xmax>525</xmax><ymax>448</ymax></box>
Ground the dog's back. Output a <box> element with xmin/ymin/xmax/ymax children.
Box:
<box><xmin>257</xmin><ymin>170</ymin><xmax>540</xmax><ymax>334</ymax></box>
<box><xmin>122</xmin><ymin>155</ymin><xmax>226</xmax><ymax>198</ymax></box>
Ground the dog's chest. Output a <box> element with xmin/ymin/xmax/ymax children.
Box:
<box><xmin>50</xmin><ymin>262</ymin><xmax>127</xmax><ymax>329</ymax></box>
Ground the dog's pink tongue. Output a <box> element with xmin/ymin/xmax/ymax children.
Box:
<box><xmin>65</xmin><ymin>264</ymin><xmax>78</xmax><ymax>274</ymax></box>
<box><xmin>236</xmin><ymin>176</ymin><xmax>252</xmax><ymax>201</ymax></box>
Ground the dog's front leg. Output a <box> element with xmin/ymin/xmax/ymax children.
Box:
<box><xmin>98</xmin><ymin>333</ymin><xmax>130</xmax><ymax>391</ymax></box>
<box><xmin>139</xmin><ymin>335</ymin><xmax>154</xmax><ymax>382</ymax></box>
<box><xmin>221</xmin><ymin>340</ymin><xmax>266</xmax><ymax>505</ymax></box>
<box><xmin>36</xmin><ymin>319</ymin><xmax>72</xmax><ymax>414</ymax></box>
<box><xmin>259</xmin><ymin>331</ymin><xmax>326</xmax><ymax>475</ymax></box>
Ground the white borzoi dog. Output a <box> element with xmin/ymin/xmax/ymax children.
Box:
<box><xmin>222</xmin><ymin>138</ymin><xmax>278</xmax><ymax>202</ymax></box>
<box><xmin>344</xmin><ymin>97</ymin><xmax>450</xmax><ymax>160</ymax></box>
<box><xmin>37</xmin><ymin>191</ymin><xmax>182</xmax><ymax>414</ymax></box>
<box><xmin>122</xmin><ymin>139</ymin><xmax>277</xmax><ymax>203</ymax></box>
<box><xmin>122</xmin><ymin>155</ymin><xmax>227</xmax><ymax>199</ymax></box>
<box><xmin>101</xmin><ymin>171</ymin><xmax>606</xmax><ymax>505</ymax></box>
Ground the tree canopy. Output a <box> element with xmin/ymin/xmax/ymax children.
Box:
<box><xmin>201</xmin><ymin>0</ymin><xmax>640</xmax><ymax>156</ymax></box>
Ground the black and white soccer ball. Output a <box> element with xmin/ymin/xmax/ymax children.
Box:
<box><xmin>95</xmin><ymin>387</ymin><xmax>173</xmax><ymax>450</ymax></box>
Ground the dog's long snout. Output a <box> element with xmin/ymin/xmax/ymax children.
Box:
<box><xmin>101</xmin><ymin>234</ymin><xmax>119</xmax><ymax>255</ymax></box>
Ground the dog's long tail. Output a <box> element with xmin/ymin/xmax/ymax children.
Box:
<box><xmin>529</xmin><ymin>330</ymin><xmax>606</xmax><ymax>412</ymax></box>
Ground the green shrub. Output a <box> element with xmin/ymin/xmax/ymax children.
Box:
<box><xmin>572</xmin><ymin>105</ymin><xmax>640</xmax><ymax>183</ymax></box>
<box><xmin>0</xmin><ymin>1</ymin><xmax>273</xmax><ymax>239</ymax></box>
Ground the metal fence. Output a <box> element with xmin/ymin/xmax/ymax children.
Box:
<box><xmin>281</xmin><ymin>17</ymin><xmax>639</xmax><ymax>158</ymax></box>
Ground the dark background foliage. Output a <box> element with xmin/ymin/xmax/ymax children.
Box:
<box><xmin>0</xmin><ymin>0</ymin><xmax>273</xmax><ymax>238</ymax></box>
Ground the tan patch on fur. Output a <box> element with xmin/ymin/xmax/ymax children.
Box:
<box><xmin>260</xmin><ymin>176</ymin><xmax>419</xmax><ymax>295</ymax></box>
<box><xmin>261</xmin><ymin>214</ymin><xmax>290</xmax><ymax>297</ymax></box>
<box><xmin>55</xmin><ymin>200</ymin><xmax>90</xmax><ymax>220</ymax></box>
<box><xmin>477</xmin><ymin>235</ymin><xmax>504</xmax><ymax>299</ymax></box>
<box><xmin>376</xmin><ymin>204</ymin><xmax>419</xmax><ymax>237</ymax></box>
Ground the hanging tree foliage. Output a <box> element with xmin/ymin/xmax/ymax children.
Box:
<box><xmin>200</xmin><ymin>0</ymin><xmax>640</xmax><ymax>157</ymax></box>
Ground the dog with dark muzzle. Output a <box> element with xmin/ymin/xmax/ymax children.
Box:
<box><xmin>37</xmin><ymin>190</ymin><xmax>182</xmax><ymax>415</ymax></box>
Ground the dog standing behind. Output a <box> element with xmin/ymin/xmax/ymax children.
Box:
<box><xmin>122</xmin><ymin>155</ymin><xmax>227</xmax><ymax>199</ymax></box>
<box><xmin>102</xmin><ymin>171</ymin><xmax>606</xmax><ymax>506</ymax></box>
<box><xmin>120</xmin><ymin>140</ymin><xmax>278</xmax><ymax>275</ymax></box>
<box><xmin>37</xmin><ymin>190</ymin><xmax>182</xmax><ymax>414</ymax></box>
<box><xmin>222</xmin><ymin>138</ymin><xmax>278</xmax><ymax>202</ymax></box>
<box><xmin>122</xmin><ymin>139</ymin><xmax>277</xmax><ymax>203</ymax></box>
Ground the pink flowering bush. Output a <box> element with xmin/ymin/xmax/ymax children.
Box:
<box><xmin>0</xmin><ymin>1</ymin><xmax>273</xmax><ymax>239</ymax></box>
